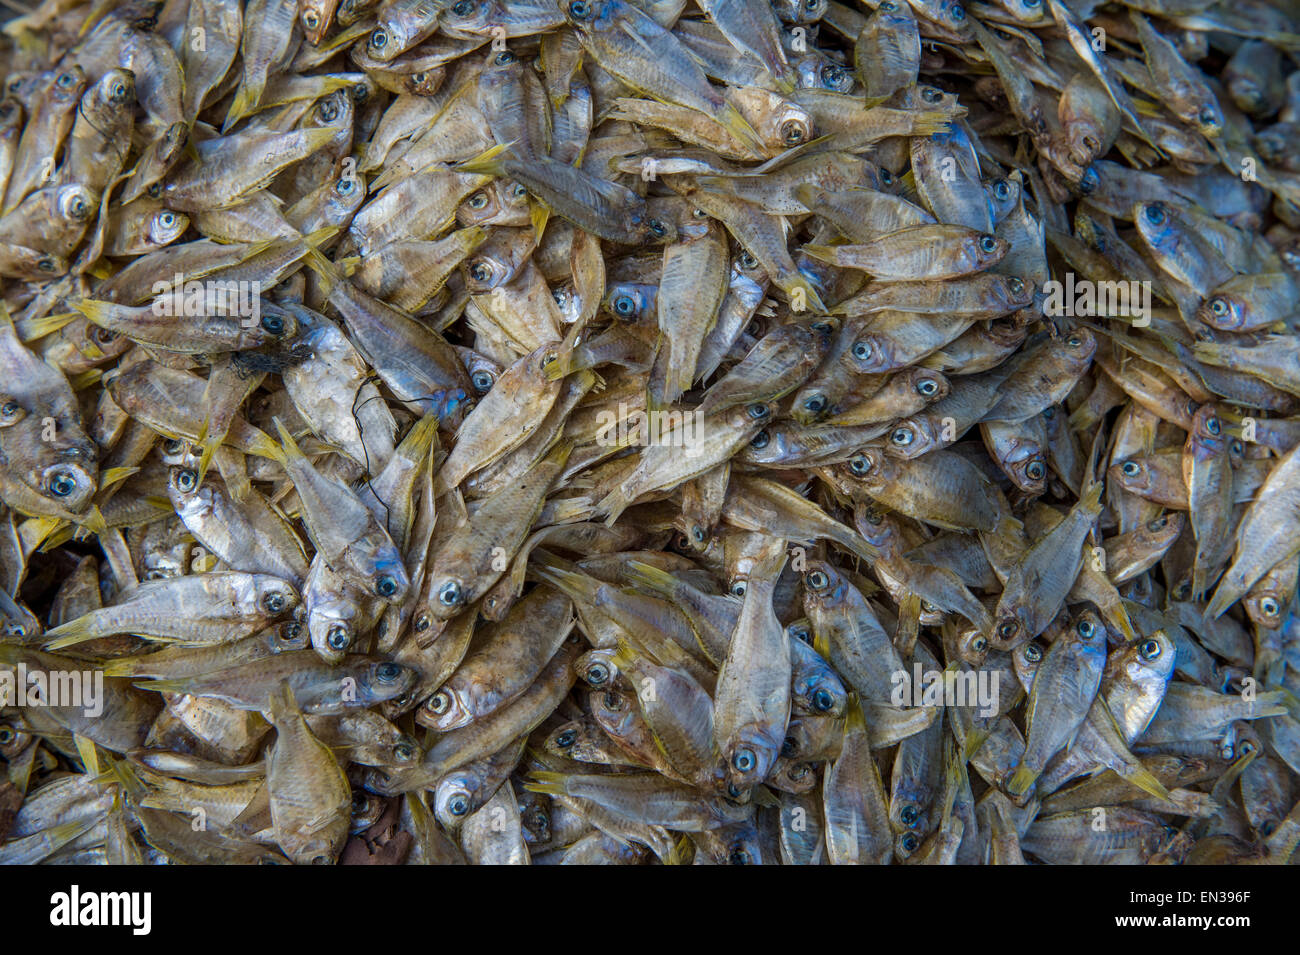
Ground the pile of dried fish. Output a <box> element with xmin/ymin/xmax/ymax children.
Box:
<box><xmin>1</xmin><ymin>0</ymin><xmax>1300</xmax><ymax>866</ymax></box>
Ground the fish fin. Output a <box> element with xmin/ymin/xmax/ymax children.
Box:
<box><xmin>74</xmin><ymin>734</ymin><xmax>100</xmax><ymax>777</ymax></box>
<box><xmin>1121</xmin><ymin>762</ymin><xmax>1173</xmax><ymax>803</ymax></box>
<box><xmin>800</xmin><ymin>244</ymin><xmax>836</xmax><ymax>264</ymax></box>
<box><xmin>99</xmin><ymin>466</ymin><xmax>139</xmax><ymax>488</ymax></box>
<box><xmin>912</xmin><ymin>109</ymin><xmax>954</xmax><ymax>136</ymax></box>
<box><xmin>620</xmin><ymin>560</ymin><xmax>678</xmax><ymax>598</ymax></box>
<box><xmin>1006</xmin><ymin>762</ymin><xmax>1038</xmax><ymax>796</ymax></box>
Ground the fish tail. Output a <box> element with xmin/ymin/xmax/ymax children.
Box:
<box><xmin>718</xmin><ymin>103</ymin><xmax>765</xmax><ymax>152</ymax></box>
<box><xmin>912</xmin><ymin>109</ymin><xmax>954</xmax><ymax>136</ymax></box>
<box><xmin>17</xmin><ymin>310</ymin><xmax>79</xmax><ymax>340</ymax></box>
<box><xmin>523</xmin><ymin>770</ymin><xmax>568</xmax><ymax>796</ymax></box>
<box><xmin>1006</xmin><ymin>762</ymin><xmax>1039</xmax><ymax>796</ymax></box>
<box><xmin>454</xmin><ymin>141</ymin><xmax>512</xmax><ymax>177</ymax></box>
<box><xmin>1122</xmin><ymin>762</ymin><xmax>1173</xmax><ymax>803</ymax></box>
<box><xmin>1204</xmin><ymin>577</ymin><xmax>1240</xmax><ymax>620</ymax></box>
<box><xmin>223</xmin><ymin>81</ymin><xmax>261</xmax><ymax>132</ymax></box>
<box><xmin>801</xmin><ymin>244</ymin><xmax>836</xmax><ymax>265</ymax></box>
<box><xmin>70</xmin><ymin>298</ymin><xmax>119</xmax><ymax>330</ymax></box>
<box><xmin>621</xmin><ymin>560</ymin><xmax>678</xmax><ymax>598</ymax></box>
<box><xmin>42</xmin><ymin>615</ymin><xmax>101</xmax><ymax>650</ymax></box>
<box><xmin>266</xmin><ymin>678</ymin><xmax>299</xmax><ymax>724</ymax></box>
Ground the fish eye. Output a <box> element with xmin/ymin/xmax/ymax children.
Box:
<box><xmin>821</xmin><ymin>65</ymin><xmax>846</xmax><ymax>88</ymax></box>
<box><xmin>848</xmin><ymin>454</ymin><xmax>871</xmax><ymax>476</ymax></box>
<box><xmin>1197</xmin><ymin>106</ymin><xmax>1219</xmax><ymax>127</ymax></box>
<box><xmin>414</xmin><ymin>612</ymin><xmax>430</xmax><ymax>632</ymax></box>
<box><xmin>0</xmin><ymin>725</ymin><xmax>13</xmax><ymax>744</ymax></box>
<box><xmin>1120</xmin><ymin>460</ymin><xmax>1141</xmax><ymax>477</ymax></box>
<box><xmin>880</xmin><ymin>1</ymin><xmax>897</xmax><ymax>8</ymax></box>
<box><xmin>495</xmin><ymin>51</ymin><xmax>515</xmax><ymax>65</ymax></box>
<box><xmin>788</xmin><ymin>624</ymin><xmax>812</xmax><ymax>643</ymax></box>
<box><xmin>998</xmin><ymin>620</ymin><xmax>1019</xmax><ymax>639</ymax></box>
<box><xmin>56</xmin><ymin>72</ymin><xmax>75</xmax><ymax>89</ymax></box>
<box><xmin>453</xmin><ymin>0</ymin><xmax>475</xmax><ymax>14</ymax></box>
<box><xmin>262</xmin><ymin>591</ymin><xmax>286</xmax><ymax>614</ymax></box>
<box><xmin>568</xmin><ymin>0</ymin><xmax>592</xmax><ymax>17</ymax></box>
<box><xmin>335</xmin><ymin>177</ymin><xmax>355</xmax><ymax>196</ymax></box>
<box><xmin>811</xmin><ymin>320</ymin><xmax>832</xmax><ymax>333</ymax></box>
<box><xmin>375</xmin><ymin>574</ymin><xmax>398</xmax><ymax>597</ymax></box>
<box><xmin>781</xmin><ymin>120</ymin><xmax>805</xmax><ymax>145</ymax></box>
<box><xmin>978</xmin><ymin>234</ymin><xmax>998</xmax><ymax>253</ymax></box>
<box><xmin>648</xmin><ymin>218</ymin><xmax>668</xmax><ymax>237</ymax></box>
<box><xmin>48</xmin><ymin>472</ymin><xmax>77</xmax><ymax>497</ymax></box>
<box><xmin>1007</xmin><ymin>277</ymin><xmax>1025</xmax><ymax>296</ymax></box>
<box><xmin>1220</xmin><ymin>742</ymin><xmax>1235</xmax><ymax>760</ymax></box>
<box><xmin>726</xmin><ymin>782</ymin><xmax>742</xmax><ymax>799</ymax></box>
<box><xmin>603</xmin><ymin>690</ymin><xmax>626</xmax><ymax>711</ymax></box>
<box><xmin>1026</xmin><ymin>459</ymin><xmax>1045</xmax><ymax>480</ymax></box>
<box><xmin>38</xmin><ymin>256</ymin><xmax>57</xmax><ymax>272</ymax></box>
<box><xmin>1147</xmin><ymin>517</ymin><xmax>1167</xmax><ymax>530</ymax></box>
<box><xmin>1024</xmin><ymin>0</ymin><xmax>1041</xmax><ymax>6</ymax></box>
<box><xmin>1208</xmin><ymin>298</ymin><xmax>1228</xmax><ymax>317</ymax></box>
<box><xmin>260</xmin><ymin>312</ymin><xmax>284</xmax><ymax>335</ymax></box>
<box><xmin>1076</xmin><ymin>618</ymin><xmax>1096</xmax><ymax>639</ymax></box>
<box><xmin>732</xmin><ymin>748</ymin><xmax>756</xmax><ymax>773</ymax></box>
<box><xmin>972</xmin><ymin>635</ymin><xmax>988</xmax><ymax>652</ymax></box>
<box><xmin>471</xmin><ymin>370</ymin><xmax>495</xmax><ymax>393</ymax></box>
<box><xmin>1139</xmin><ymin>639</ymin><xmax>1162</xmax><ymax>660</ymax></box>
<box><xmin>692</xmin><ymin>526</ymin><xmax>706</xmax><ymax>542</ymax></box>
<box><xmin>851</xmin><ymin>340</ymin><xmax>873</xmax><ymax>361</ymax></box>
<box><xmin>781</xmin><ymin>735</ymin><xmax>798</xmax><ymax>758</ymax></box>
<box><xmin>438</xmin><ymin>580</ymin><xmax>463</xmax><ymax>606</ymax></box>
<box><xmin>448</xmin><ymin>793</ymin><xmax>470</xmax><ymax>816</ymax></box>
<box><xmin>811</xmin><ymin>688</ymin><xmax>835</xmax><ymax>712</ymax></box>
<box><xmin>468</xmin><ymin>260</ymin><xmax>493</xmax><ymax>283</ymax></box>
<box><xmin>612</xmin><ymin>294</ymin><xmax>636</xmax><ymax>317</ymax></box>
<box><xmin>805</xmin><ymin>570</ymin><xmax>829</xmax><ymax>591</ymax></box>
<box><xmin>303</xmin><ymin>9</ymin><xmax>320</xmax><ymax>27</ymax></box>
<box><xmin>747</xmin><ymin>403</ymin><xmax>770</xmax><ymax>419</ymax></box>
<box><xmin>317</xmin><ymin>100</ymin><xmax>339</xmax><ymax>123</ymax></box>
<box><xmin>730</xmin><ymin>580</ymin><xmax>748</xmax><ymax>597</ymax></box>
<box><xmin>921</xmin><ymin>87</ymin><xmax>942</xmax><ymax>104</ymax></box>
<box><xmin>993</xmin><ymin>180</ymin><xmax>1011</xmax><ymax>200</ymax></box>
<box><xmin>327</xmin><ymin>625</ymin><xmax>351</xmax><ymax>651</ymax></box>
<box><xmin>163</xmin><ymin>438</ymin><xmax>185</xmax><ymax>454</ymax></box>
<box><xmin>369</xmin><ymin>27</ymin><xmax>388</xmax><ymax>49</ymax></box>
<box><xmin>556</xmin><ymin>729</ymin><xmax>577</xmax><ymax>748</ymax></box>
<box><xmin>467</xmin><ymin>191</ymin><xmax>488</xmax><ymax>210</ymax></box>
<box><xmin>1022</xmin><ymin>643</ymin><xmax>1041</xmax><ymax>662</ymax></box>
<box><xmin>878</xmin><ymin>168</ymin><xmax>894</xmax><ymax>187</ymax></box>
<box><xmin>281</xmin><ymin>622</ymin><xmax>303</xmax><ymax>643</ymax></box>
<box><xmin>900</xmin><ymin>832</ymin><xmax>920</xmax><ymax>852</ymax></box>
<box><xmin>899</xmin><ymin>805</ymin><xmax>919</xmax><ymax>827</ymax></box>
<box><xmin>148</xmin><ymin>183</ymin><xmax>163</xmax><ymax>198</ymax></box>
<box><xmin>427</xmin><ymin>691</ymin><xmax>453</xmax><ymax>715</ymax></box>
<box><xmin>891</xmin><ymin>427</ymin><xmax>914</xmax><ymax>446</ymax></box>
<box><xmin>586</xmin><ymin>661</ymin><xmax>610</xmax><ymax>686</ymax></box>
<box><xmin>749</xmin><ymin>429</ymin><xmax>770</xmax><ymax>450</ymax></box>
<box><xmin>0</xmin><ymin>400</ymin><xmax>19</xmax><ymax>420</ymax></box>
<box><xmin>376</xmin><ymin>662</ymin><xmax>402</xmax><ymax>683</ymax></box>
<box><xmin>1205</xmin><ymin>416</ymin><xmax>1220</xmax><ymax>435</ymax></box>
<box><xmin>739</xmin><ymin>251</ymin><xmax>759</xmax><ymax>270</ymax></box>
<box><xmin>159</xmin><ymin>211</ymin><xmax>177</xmax><ymax>227</ymax></box>
<box><xmin>112</xmin><ymin>81</ymin><xmax>127</xmax><ymax>100</ymax></box>
<box><xmin>394</xmin><ymin>740</ymin><xmax>416</xmax><ymax>761</ymax></box>
<box><xmin>1260</xmin><ymin>596</ymin><xmax>1280</xmax><ymax>617</ymax></box>
<box><xmin>175</xmin><ymin>468</ymin><xmax>198</xmax><ymax>492</ymax></box>
<box><xmin>1143</xmin><ymin>203</ymin><xmax>1166</xmax><ymax>226</ymax></box>
<box><xmin>1066</xmin><ymin>334</ymin><xmax>1083</xmax><ymax>347</ymax></box>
